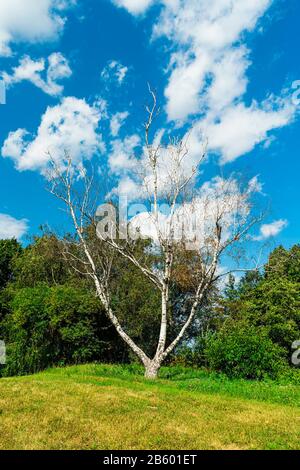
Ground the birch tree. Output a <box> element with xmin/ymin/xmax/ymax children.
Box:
<box><xmin>48</xmin><ymin>93</ymin><xmax>262</xmax><ymax>379</ymax></box>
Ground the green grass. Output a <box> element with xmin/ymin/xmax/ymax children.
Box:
<box><xmin>0</xmin><ymin>364</ymin><xmax>299</xmax><ymax>450</ymax></box>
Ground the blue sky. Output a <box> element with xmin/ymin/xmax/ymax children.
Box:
<box><xmin>0</xmin><ymin>0</ymin><xmax>299</xmax><ymax>251</ymax></box>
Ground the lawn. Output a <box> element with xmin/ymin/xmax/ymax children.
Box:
<box><xmin>0</xmin><ymin>364</ymin><xmax>299</xmax><ymax>450</ymax></box>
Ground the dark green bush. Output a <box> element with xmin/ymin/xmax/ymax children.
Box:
<box><xmin>1</xmin><ymin>285</ymin><xmax>124</xmax><ymax>377</ymax></box>
<box><xmin>204</xmin><ymin>322</ymin><xmax>286</xmax><ymax>380</ymax></box>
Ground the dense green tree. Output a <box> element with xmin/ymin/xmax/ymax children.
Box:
<box><xmin>1</xmin><ymin>285</ymin><xmax>124</xmax><ymax>376</ymax></box>
<box><xmin>12</xmin><ymin>234</ymin><xmax>73</xmax><ymax>288</ymax></box>
<box><xmin>237</xmin><ymin>270</ymin><xmax>263</xmax><ymax>295</ymax></box>
<box><xmin>217</xmin><ymin>245</ymin><xmax>300</xmax><ymax>364</ymax></box>
<box><xmin>265</xmin><ymin>245</ymin><xmax>300</xmax><ymax>283</ymax></box>
<box><xmin>0</xmin><ymin>239</ymin><xmax>22</xmax><ymax>290</ymax></box>
<box><xmin>223</xmin><ymin>274</ymin><xmax>238</xmax><ymax>301</ymax></box>
<box><xmin>240</xmin><ymin>277</ymin><xmax>300</xmax><ymax>354</ymax></box>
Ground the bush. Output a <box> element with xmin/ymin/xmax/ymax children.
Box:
<box><xmin>1</xmin><ymin>285</ymin><xmax>124</xmax><ymax>377</ymax></box>
<box><xmin>204</xmin><ymin>322</ymin><xmax>286</xmax><ymax>380</ymax></box>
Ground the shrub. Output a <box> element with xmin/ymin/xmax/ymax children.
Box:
<box><xmin>204</xmin><ymin>322</ymin><xmax>286</xmax><ymax>380</ymax></box>
<box><xmin>1</xmin><ymin>285</ymin><xmax>124</xmax><ymax>377</ymax></box>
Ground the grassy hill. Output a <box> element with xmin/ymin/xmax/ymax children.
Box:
<box><xmin>0</xmin><ymin>364</ymin><xmax>299</xmax><ymax>450</ymax></box>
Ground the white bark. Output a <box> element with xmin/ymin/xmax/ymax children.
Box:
<box><xmin>144</xmin><ymin>360</ymin><xmax>161</xmax><ymax>379</ymax></box>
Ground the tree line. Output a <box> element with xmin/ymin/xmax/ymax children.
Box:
<box><xmin>0</xmin><ymin>235</ymin><xmax>299</xmax><ymax>380</ymax></box>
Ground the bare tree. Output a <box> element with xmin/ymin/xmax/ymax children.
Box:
<box><xmin>48</xmin><ymin>92</ymin><xmax>262</xmax><ymax>379</ymax></box>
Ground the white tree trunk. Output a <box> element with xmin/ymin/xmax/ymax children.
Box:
<box><xmin>155</xmin><ymin>289</ymin><xmax>168</xmax><ymax>359</ymax></box>
<box><xmin>144</xmin><ymin>360</ymin><xmax>161</xmax><ymax>379</ymax></box>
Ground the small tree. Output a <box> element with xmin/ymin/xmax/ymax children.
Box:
<box><xmin>48</xmin><ymin>93</ymin><xmax>262</xmax><ymax>378</ymax></box>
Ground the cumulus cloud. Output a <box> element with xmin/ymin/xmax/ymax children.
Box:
<box><xmin>109</xmin><ymin>134</ymin><xmax>140</xmax><ymax>174</ymax></box>
<box><xmin>154</xmin><ymin>0</ymin><xmax>272</xmax><ymax>50</ymax></box>
<box><xmin>112</xmin><ymin>0</ymin><xmax>155</xmax><ymax>15</ymax></box>
<box><xmin>1</xmin><ymin>97</ymin><xmax>104</xmax><ymax>172</ymax></box>
<box><xmin>255</xmin><ymin>219</ymin><xmax>288</xmax><ymax>240</ymax></box>
<box><xmin>111</xmin><ymin>0</ymin><xmax>298</xmax><ymax>164</ymax></box>
<box><xmin>0</xmin><ymin>213</ymin><xmax>28</xmax><ymax>239</ymax></box>
<box><xmin>101</xmin><ymin>60</ymin><xmax>128</xmax><ymax>86</ymax></box>
<box><xmin>165</xmin><ymin>52</ymin><xmax>211</xmax><ymax>120</ymax></box>
<box><xmin>110</xmin><ymin>175</ymin><xmax>141</xmax><ymax>201</ymax></box>
<box><xmin>2</xmin><ymin>52</ymin><xmax>72</xmax><ymax>96</ymax></box>
<box><xmin>0</xmin><ymin>0</ymin><xmax>76</xmax><ymax>56</ymax></box>
<box><xmin>207</xmin><ymin>47</ymin><xmax>250</xmax><ymax>114</ymax></box>
<box><xmin>160</xmin><ymin>0</ymin><xmax>298</xmax><ymax>161</ymax></box>
<box><xmin>204</xmin><ymin>98</ymin><xmax>295</xmax><ymax>163</ymax></box>
<box><xmin>247</xmin><ymin>175</ymin><xmax>263</xmax><ymax>194</ymax></box>
<box><xmin>110</xmin><ymin>111</ymin><xmax>129</xmax><ymax>137</ymax></box>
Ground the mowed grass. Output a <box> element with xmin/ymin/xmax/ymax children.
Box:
<box><xmin>0</xmin><ymin>364</ymin><xmax>299</xmax><ymax>450</ymax></box>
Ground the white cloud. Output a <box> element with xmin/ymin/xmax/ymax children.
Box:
<box><xmin>255</xmin><ymin>219</ymin><xmax>288</xmax><ymax>240</ymax></box>
<box><xmin>154</xmin><ymin>0</ymin><xmax>272</xmax><ymax>50</ymax></box>
<box><xmin>109</xmin><ymin>134</ymin><xmax>140</xmax><ymax>174</ymax></box>
<box><xmin>2</xmin><ymin>97</ymin><xmax>104</xmax><ymax>172</ymax></box>
<box><xmin>129</xmin><ymin>210</ymin><xmax>169</xmax><ymax>243</ymax></box>
<box><xmin>165</xmin><ymin>52</ymin><xmax>211</xmax><ymax>121</ymax></box>
<box><xmin>153</xmin><ymin>0</ymin><xmax>277</xmax><ymax>125</ymax></box>
<box><xmin>101</xmin><ymin>60</ymin><xmax>128</xmax><ymax>86</ymax></box>
<box><xmin>2</xmin><ymin>52</ymin><xmax>72</xmax><ymax>96</ymax></box>
<box><xmin>112</xmin><ymin>0</ymin><xmax>155</xmax><ymax>15</ymax></box>
<box><xmin>0</xmin><ymin>213</ymin><xmax>28</xmax><ymax>239</ymax></box>
<box><xmin>207</xmin><ymin>47</ymin><xmax>250</xmax><ymax>114</ymax></box>
<box><xmin>110</xmin><ymin>111</ymin><xmax>129</xmax><ymax>137</ymax></box>
<box><xmin>204</xmin><ymin>98</ymin><xmax>295</xmax><ymax>163</ymax></box>
<box><xmin>0</xmin><ymin>0</ymin><xmax>76</xmax><ymax>56</ymax></box>
<box><xmin>111</xmin><ymin>175</ymin><xmax>141</xmax><ymax>200</ymax></box>
<box><xmin>111</xmin><ymin>0</ymin><xmax>298</xmax><ymax>164</ymax></box>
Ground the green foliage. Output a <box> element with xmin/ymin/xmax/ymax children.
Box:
<box><xmin>265</xmin><ymin>245</ymin><xmax>300</xmax><ymax>283</ymax></box>
<box><xmin>0</xmin><ymin>239</ymin><xmax>22</xmax><ymax>290</ymax></box>
<box><xmin>205</xmin><ymin>247</ymin><xmax>300</xmax><ymax>381</ymax></box>
<box><xmin>12</xmin><ymin>235</ymin><xmax>72</xmax><ymax>288</ymax></box>
<box><xmin>205</xmin><ymin>322</ymin><xmax>286</xmax><ymax>380</ymax></box>
<box><xmin>237</xmin><ymin>270</ymin><xmax>263</xmax><ymax>295</ymax></box>
<box><xmin>1</xmin><ymin>285</ymin><xmax>121</xmax><ymax>376</ymax></box>
<box><xmin>172</xmin><ymin>333</ymin><xmax>213</xmax><ymax>368</ymax></box>
<box><xmin>221</xmin><ymin>246</ymin><xmax>300</xmax><ymax>360</ymax></box>
<box><xmin>241</xmin><ymin>277</ymin><xmax>300</xmax><ymax>353</ymax></box>
<box><xmin>1</xmin><ymin>230</ymin><xmax>300</xmax><ymax>382</ymax></box>
<box><xmin>110</xmin><ymin>258</ymin><xmax>161</xmax><ymax>358</ymax></box>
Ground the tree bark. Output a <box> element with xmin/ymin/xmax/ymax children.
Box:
<box><xmin>144</xmin><ymin>360</ymin><xmax>161</xmax><ymax>379</ymax></box>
